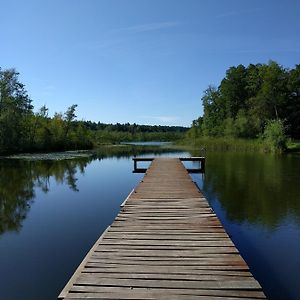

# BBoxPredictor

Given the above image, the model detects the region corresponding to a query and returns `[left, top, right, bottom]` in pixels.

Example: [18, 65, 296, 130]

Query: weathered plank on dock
[58, 158, 266, 299]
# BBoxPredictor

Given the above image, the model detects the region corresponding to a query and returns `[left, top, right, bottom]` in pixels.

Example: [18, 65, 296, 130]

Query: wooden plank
[68, 286, 266, 299]
[75, 276, 262, 289]
[85, 262, 250, 270]
[58, 158, 266, 299]
[81, 267, 252, 276]
[79, 272, 253, 281]
[94, 247, 238, 253]
[97, 240, 235, 246]
[65, 293, 263, 300]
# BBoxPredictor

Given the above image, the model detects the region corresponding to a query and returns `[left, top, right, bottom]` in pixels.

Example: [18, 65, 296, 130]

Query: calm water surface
[0, 147, 299, 300]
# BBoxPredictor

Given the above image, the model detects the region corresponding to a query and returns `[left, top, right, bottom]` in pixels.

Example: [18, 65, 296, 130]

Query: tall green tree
[201, 85, 224, 136]
[64, 104, 78, 140]
[248, 61, 288, 133]
[219, 64, 248, 119]
[287, 64, 300, 138]
[0, 68, 33, 153]
[190, 61, 300, 145]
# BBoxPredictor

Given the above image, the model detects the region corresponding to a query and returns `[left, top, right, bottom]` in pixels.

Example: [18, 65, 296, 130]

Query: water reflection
[196, 152, 300, 229]
[0, 145, 181, 235]
[2, 149, 300, 235]
[1, 146, 300, 300]
[95, 144, 181, 159]
[0, 158, 91, 234]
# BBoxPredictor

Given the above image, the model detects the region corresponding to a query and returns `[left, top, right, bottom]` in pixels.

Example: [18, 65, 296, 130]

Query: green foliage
[286, 140, 300, 152]
[0, 158, 91, 233]
[287, 64, 300, 137]
[234, 109, 251, 138]
[0, 68, 93, 154]
[81, 121, 187, 134]
[0, 68, 186, 155]
[201, 86, 224, 136]
[0, 68, 33, 152]
[94, 129, 183, 145]
[220, 64, 248, 118]
[223, 118, 236, 137]
[262, 119, 287, 153]
[180, 136, 263, 152]
[188, 61, 300, 151]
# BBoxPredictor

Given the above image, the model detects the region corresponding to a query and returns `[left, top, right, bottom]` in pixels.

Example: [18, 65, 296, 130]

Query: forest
[186, 61, 300, 152]
[0, 68, 187, 155]
[2, 62, 298, 155]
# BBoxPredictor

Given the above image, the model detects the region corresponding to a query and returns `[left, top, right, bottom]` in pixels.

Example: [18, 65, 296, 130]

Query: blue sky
[1, 0, 300, 126]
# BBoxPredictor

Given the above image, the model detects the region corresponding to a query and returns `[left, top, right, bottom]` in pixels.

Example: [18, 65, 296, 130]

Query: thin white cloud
[80, 21, 179, 52]
[113, 21, 179, 34]
[80, 22, 178, 51]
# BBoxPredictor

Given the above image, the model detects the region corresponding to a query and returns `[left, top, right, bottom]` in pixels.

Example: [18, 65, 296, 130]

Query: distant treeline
[0, 68, 187, 155]
[80, 121, 187, 145]
[187, 61, 300, 151]
[81, 121, 187, 133]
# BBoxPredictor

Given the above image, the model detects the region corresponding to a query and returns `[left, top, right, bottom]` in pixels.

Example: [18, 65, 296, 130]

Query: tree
[201, 85, 224, 136]
[189, 61, 299, 143]
[64, 104, 78, 140]
[247, 62, 288, 134]
[219, 65, 248, 119]
[0, 68, 33, 153]
[287, 64, 300, 138]
[263, 119, 287, 152]
[235, 109, 251, 138]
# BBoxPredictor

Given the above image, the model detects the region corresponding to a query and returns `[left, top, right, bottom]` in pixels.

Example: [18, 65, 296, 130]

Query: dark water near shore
[0, 146, 299, 300]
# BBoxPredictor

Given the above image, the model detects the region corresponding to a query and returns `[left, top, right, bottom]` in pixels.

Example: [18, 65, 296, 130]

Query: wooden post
[202, 157, 205, 173]
[134, 160, 137, 171]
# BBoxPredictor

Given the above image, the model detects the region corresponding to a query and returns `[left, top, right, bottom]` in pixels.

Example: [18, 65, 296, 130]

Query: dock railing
[133, 156, 205, 173]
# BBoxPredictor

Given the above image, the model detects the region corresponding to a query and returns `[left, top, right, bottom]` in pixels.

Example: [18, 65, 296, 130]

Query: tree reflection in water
[0, 145, 182, 235]
[0, 157, 92, 234]
[190, 151, 300, 229]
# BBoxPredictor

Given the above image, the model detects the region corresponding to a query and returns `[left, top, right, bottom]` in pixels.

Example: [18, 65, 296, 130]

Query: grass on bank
[287, 140, 300, 152]
[179, 120, 299, 153]
[177, 137, 264, 152]
[177, 137, 300, 153]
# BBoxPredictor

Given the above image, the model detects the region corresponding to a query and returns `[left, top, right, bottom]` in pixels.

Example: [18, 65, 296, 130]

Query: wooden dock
[58, 158, 266, 300]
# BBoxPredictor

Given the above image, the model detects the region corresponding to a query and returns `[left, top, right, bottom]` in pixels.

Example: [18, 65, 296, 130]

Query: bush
[263, 119, 287, 152]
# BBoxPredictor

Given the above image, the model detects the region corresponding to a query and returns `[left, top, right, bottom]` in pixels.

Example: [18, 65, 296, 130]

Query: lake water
[0, 146, 299, 300]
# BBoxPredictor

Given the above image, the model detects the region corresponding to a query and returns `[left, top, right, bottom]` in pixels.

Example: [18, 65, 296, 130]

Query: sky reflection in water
[0, 147, 299, 300]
